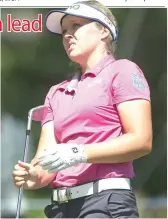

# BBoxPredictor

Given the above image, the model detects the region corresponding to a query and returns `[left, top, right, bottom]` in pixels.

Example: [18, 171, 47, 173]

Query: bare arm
[30, 121, 58, 189]
[84, 100, 152, 163]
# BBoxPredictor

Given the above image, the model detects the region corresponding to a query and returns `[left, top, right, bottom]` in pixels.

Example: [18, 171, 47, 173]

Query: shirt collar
[58, 55, 115, 93]
[57, 72, 81, 94]
[82, 55, 115, 78]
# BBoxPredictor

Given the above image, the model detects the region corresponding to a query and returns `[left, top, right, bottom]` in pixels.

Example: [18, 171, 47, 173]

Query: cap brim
[46, 10, 66, 34]
[46, 10, 99, 35]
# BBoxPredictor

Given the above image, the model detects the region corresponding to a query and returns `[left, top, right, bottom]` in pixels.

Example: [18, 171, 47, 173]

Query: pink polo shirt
[41, 55, 150, 188]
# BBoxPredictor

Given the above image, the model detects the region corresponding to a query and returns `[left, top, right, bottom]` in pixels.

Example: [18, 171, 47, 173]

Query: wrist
[76, 144, 88, 163]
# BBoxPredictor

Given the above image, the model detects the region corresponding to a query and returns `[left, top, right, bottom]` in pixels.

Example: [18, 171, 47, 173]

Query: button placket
[72, 77, 84, 100]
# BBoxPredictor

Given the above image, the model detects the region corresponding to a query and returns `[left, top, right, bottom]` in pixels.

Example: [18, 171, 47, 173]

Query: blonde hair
[77, 0, 118, 55]
[69, 0, 118, 74]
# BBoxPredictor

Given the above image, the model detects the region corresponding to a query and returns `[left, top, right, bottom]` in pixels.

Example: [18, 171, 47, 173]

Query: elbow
[141, 136, 153, 155]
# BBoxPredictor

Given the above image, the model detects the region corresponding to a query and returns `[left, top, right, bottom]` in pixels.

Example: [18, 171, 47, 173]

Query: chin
[68, 52, 82, 64]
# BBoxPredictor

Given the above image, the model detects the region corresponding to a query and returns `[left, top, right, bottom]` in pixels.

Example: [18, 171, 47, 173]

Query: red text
[7, 14, 42, 32]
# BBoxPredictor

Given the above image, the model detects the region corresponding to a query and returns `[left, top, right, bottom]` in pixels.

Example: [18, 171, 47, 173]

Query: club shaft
[16, 131, 30, 218]
[15, 106, 43, 218]
[16, 187, 23, 219]
[23, 130, 31, 162]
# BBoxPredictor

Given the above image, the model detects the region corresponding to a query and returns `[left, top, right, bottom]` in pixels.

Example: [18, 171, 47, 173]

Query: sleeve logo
[132, 72, 146, 90]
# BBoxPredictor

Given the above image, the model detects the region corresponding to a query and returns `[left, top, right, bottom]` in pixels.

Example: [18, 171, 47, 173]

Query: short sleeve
[112, 60, 151, 104]
[41, 86, 57, 126]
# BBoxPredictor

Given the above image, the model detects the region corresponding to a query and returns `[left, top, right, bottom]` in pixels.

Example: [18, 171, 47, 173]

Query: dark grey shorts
[44, 189, 139, 218]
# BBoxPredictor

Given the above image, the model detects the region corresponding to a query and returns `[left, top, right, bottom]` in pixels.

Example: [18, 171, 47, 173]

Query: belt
[52, 177, 131, 204]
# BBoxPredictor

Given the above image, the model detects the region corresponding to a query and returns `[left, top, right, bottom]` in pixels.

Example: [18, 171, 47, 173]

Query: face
[61, 15, 104, 63]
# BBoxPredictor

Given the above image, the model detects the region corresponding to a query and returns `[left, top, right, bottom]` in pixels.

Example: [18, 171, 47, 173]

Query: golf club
[16, 105, 47, 219]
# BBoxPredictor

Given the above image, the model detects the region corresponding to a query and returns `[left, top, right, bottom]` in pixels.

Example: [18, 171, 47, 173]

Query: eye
[61, 23, 81, 35]
[73, 23, 81, 28]
[61, 29, 67, 35]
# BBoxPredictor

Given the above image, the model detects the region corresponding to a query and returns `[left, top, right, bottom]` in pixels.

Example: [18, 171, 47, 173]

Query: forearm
[84, 133, 152, 163]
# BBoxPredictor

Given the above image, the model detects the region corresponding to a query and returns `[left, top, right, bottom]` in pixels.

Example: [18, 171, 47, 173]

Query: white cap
[45, 3, 118, 41]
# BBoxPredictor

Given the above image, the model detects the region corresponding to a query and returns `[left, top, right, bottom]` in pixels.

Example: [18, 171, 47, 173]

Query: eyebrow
[61, 17, 93, 33]
[61, 15, 79, 25]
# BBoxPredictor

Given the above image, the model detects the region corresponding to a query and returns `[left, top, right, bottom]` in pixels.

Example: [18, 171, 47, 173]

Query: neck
[78, 48, 109, 74]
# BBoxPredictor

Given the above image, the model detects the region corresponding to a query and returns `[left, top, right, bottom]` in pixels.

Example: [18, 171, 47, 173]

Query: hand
[13, 160, 38, 189]
[38, 144, 88, 173]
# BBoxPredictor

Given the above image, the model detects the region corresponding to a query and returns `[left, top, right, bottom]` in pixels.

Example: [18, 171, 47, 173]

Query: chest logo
[88, 77, 102, 87]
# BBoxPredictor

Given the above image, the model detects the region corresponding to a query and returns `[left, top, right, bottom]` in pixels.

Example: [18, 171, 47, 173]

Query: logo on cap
[104, 17, 113, 27]
[69, 4, 80, 10]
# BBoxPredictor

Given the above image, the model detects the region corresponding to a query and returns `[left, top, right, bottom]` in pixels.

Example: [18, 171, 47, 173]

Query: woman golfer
[13, 0, 152, 218]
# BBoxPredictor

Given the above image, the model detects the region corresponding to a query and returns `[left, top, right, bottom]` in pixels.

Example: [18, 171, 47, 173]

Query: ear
[100, 27, 110, 40]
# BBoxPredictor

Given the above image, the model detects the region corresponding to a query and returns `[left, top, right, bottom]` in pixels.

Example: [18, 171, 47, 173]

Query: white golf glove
[38, 144, 88, 173]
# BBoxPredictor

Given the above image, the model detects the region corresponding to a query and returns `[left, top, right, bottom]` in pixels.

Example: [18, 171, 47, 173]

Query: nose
[64, 33, 73, 40]
[63, 26, 75, 39]
[63, 30, 74, 40]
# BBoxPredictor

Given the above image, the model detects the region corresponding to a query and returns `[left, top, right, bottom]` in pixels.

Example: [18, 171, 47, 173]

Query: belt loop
[93, 180, 99, 194]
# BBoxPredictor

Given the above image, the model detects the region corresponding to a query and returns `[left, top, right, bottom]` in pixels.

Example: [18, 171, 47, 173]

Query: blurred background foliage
[1, 7, 167, 218]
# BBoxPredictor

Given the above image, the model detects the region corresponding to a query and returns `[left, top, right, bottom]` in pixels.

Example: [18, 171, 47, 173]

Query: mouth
[68, 43, 76, 51]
